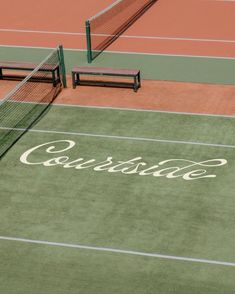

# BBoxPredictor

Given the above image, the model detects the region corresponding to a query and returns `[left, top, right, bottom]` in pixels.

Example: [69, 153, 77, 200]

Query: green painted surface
[0, 106, 235, 293]
[0, 46, 235, 84]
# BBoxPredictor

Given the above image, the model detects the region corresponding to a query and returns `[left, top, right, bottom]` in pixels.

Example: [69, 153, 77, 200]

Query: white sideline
[0, 126, 235, 149]
[0, 29, 235, 43]
[51, 104, 235, 119]
[3, 100, 235, 119]
[0, 236, 234, 267]
[1, 44, 235, 60]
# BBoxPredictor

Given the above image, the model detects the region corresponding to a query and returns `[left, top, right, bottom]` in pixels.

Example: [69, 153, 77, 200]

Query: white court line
[97, 49, 235, 60]
[1, 126, 235, 149]
[4, 100, 235, 119]
[0, 28, 235, 43]
[0, 28, 84, 36]
[0, 236, 234, 267]
[0, 44, 84, 52]
[1, 44, 235, 60]
[50, 103, 235, 119]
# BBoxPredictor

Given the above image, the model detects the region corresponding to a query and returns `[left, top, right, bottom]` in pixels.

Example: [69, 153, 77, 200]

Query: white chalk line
[0, 126, 235, 149]
[0, 28, 235, 43]
[1, 44, 235, 60]
[212, 0, 235, 2]
[4, 100, 235, 119]
[0, 236, 234, 267]
[53, 104, 235, 119]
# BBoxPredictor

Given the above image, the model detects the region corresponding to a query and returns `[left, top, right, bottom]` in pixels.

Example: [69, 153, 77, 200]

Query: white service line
[0, 28, 84, 36]
[50, 103, 235, 119]
[4, 100, 235, 119]
[0, 126, 235, 149]
[0, 28, 235, 43]
[0, 236, 234, 267]
[1, 44, 235, 60]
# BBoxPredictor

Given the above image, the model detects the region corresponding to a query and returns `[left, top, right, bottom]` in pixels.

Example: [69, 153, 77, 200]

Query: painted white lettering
[157, 159, 227, 180]
[107, 157, 143, 172]
[20, 140, 75, 165]
[20, 140, 228, 182]
[182, 169, 215, 180]
[121, 162, 147, 174]
[93, 157, 114, 171]
[138, 165, 159, 176]
[43, 156, 70, 167]
[63, 158, 85, 168]
[75, 159, 96, 169]
[153, 167, 181, 177]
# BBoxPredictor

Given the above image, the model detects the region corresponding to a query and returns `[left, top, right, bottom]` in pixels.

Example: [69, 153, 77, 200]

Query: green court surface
[1, 46, 235, 84]
[0, 105, 234, 294]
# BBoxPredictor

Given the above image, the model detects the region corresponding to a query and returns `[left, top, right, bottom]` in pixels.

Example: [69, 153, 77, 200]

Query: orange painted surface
[0, 0, 112, 31]
[1, 0, 235, 118]
[55, 76, 235, 116]
[0, 0, 110, 49]
[124, 0, 235, 40]
[108, 37, 235, 58]
[0, 0, 234, 57]
[0, 80, 19, 99]
[109, 0, 235, 57]
[1, 78, 235, 116]
[0, 31, 86, 49]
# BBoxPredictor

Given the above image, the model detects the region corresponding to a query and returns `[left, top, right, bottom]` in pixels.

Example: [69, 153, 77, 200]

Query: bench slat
[72, 66, 140, 76]
[72, 66, 141, 92]
[0, 61, 59, 71]
[0, 61, 61, 86]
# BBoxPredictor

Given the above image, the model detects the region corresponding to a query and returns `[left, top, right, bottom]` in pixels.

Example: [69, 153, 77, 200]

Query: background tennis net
[86, 0, 157, 63]
[0, 46, 66, 159]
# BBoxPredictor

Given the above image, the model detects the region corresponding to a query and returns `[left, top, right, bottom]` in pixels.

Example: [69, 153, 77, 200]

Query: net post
[58, 45, 67, 88]
[85, 20, 92, 63]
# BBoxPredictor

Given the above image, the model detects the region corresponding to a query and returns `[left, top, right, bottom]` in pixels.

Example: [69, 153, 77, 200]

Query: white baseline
[1, 126, 235, 149]
[5, 100, 235, 119]
[0, 28, 234, 43]
[0, 236, 234, 267]
[0, 44, 235, 60]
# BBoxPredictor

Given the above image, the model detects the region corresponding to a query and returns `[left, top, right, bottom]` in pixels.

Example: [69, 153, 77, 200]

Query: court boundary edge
[2, 100, 235, 119]
[1, 45, 235, 60]
[0, 236, 234, 267]
[1, 126, 235, 149]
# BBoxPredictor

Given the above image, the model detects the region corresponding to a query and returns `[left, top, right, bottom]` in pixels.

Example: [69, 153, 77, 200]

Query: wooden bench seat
[72, 66, 141, 92]
[0, 61, 61, 86]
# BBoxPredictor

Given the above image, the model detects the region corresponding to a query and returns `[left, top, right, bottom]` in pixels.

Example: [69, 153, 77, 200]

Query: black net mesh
[0, 47, 62, 158]
[87, 0, 157, 60]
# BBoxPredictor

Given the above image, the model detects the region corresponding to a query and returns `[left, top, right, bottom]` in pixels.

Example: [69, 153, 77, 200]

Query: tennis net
[0, 46, 66, 158]
[86, 0, 157, 62]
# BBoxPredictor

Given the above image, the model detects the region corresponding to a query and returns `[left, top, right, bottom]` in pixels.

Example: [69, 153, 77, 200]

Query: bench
[72, 66, 141, 92]
[0, 61, 61, 86]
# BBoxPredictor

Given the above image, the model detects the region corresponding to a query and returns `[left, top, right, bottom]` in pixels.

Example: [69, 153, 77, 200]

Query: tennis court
[0, 0, 235, 293]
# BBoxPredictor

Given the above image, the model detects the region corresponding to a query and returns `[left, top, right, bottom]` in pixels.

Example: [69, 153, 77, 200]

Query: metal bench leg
[52, 70, 56, 87]
[134, 75, 138, 92]
[72, 72, 76, 89]
[76, 73, 80, 85]
[56, 66, 61, 83]
[138, 72, 141, 88]
[0, 68, 2, 79]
